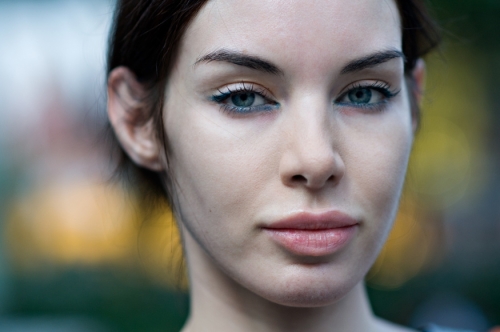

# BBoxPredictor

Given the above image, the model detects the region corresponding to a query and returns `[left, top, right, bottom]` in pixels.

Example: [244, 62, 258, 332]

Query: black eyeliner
[210, 83, 279, 115]
[334, 81, 400, 112]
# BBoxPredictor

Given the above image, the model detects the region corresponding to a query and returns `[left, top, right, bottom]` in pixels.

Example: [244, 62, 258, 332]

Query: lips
[262, 211, 359, 256]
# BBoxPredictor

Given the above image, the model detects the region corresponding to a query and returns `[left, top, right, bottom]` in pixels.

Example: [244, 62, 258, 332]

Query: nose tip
[280, 148, 344, 190]
[278, 99, 345, 191]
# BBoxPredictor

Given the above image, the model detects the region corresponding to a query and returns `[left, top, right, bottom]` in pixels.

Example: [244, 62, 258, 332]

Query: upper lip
[263, 210, 359, 230]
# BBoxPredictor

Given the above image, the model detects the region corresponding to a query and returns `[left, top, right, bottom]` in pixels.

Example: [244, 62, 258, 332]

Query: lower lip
[264, 226, 357, 256]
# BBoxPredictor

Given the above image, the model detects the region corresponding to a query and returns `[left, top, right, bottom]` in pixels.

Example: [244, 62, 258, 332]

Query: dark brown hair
[107, 0, 440, 205]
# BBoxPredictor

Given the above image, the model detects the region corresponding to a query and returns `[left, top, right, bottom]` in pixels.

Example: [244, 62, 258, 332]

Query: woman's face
[164, 0, 413, 306]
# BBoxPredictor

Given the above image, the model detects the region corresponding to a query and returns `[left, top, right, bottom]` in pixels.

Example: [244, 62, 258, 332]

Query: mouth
[262, 210, 359, 257]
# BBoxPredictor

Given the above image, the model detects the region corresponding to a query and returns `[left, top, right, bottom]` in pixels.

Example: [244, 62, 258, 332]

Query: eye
[211, 83, 279, 114]
[345, 87, 382, 104]
[229, 91, 263, 108]
[335, 81, 400, 111]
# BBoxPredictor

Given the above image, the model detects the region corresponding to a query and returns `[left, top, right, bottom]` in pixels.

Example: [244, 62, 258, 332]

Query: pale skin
[108, 0, 426, 331]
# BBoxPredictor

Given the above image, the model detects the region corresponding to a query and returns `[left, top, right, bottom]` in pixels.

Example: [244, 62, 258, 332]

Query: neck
[181, 231, 380, 332]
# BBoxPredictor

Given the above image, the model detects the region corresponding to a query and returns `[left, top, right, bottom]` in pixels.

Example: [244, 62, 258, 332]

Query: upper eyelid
[213, 82, 275, 100]
[213, 85, 279, 115]
[211, 81, 398, 105]
[338, 80, 392, 93]
[336, 81, 400, 100]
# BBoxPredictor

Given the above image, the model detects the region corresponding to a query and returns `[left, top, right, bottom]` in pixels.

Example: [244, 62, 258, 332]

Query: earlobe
[107, 67, 165, 171]
[411, 58, 426, 132]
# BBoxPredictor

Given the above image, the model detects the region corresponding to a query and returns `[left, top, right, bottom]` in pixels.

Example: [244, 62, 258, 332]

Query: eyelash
[210, 81, 400, 115]
[335, 81, 401, 112]
[210, 83, 279, 115]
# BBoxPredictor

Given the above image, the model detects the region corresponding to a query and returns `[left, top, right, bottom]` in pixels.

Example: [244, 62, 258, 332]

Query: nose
[279, 106, 345, 190]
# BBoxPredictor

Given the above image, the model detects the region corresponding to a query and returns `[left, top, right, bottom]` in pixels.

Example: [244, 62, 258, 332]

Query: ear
[411, 58, 426, 132]
[412, 58, 426, 104]
[107, 67, 165, 171]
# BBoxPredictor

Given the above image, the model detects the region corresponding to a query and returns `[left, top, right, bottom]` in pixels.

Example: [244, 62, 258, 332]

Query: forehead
[181, 0, 402, 73]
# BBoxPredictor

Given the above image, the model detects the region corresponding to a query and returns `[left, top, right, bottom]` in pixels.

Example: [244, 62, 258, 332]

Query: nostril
[290, 174, 336, 187]
[291, 174, 307, 182]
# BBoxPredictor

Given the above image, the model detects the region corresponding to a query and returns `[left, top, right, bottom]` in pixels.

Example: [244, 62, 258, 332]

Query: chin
[259, 282, 354, 308]
[245, 267, 361, 308]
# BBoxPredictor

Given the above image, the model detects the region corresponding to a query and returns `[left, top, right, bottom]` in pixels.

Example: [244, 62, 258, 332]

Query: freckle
[209, 209, 212, 213]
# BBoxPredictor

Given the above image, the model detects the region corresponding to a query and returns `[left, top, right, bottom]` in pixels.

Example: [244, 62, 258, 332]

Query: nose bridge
[280, 94, 344, 189]
[293, 105, 332, 158]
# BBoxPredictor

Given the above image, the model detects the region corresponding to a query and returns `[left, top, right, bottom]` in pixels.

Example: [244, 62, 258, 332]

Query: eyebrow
[340, 49, 405, 74]
[195, 48, 405, 76]
[195, 49, 284, 75]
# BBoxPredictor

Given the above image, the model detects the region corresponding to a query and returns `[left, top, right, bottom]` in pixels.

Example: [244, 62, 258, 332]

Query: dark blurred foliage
[433, 0, 500, 127]
[8, 268, 188, 332]
[433, 0, 500, 50]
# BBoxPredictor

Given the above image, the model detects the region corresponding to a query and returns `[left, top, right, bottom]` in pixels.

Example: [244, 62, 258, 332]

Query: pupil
[232, 92, 255, 107]
[349, 88, 371, 104]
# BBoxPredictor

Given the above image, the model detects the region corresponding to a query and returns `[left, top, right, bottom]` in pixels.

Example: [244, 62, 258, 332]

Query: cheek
[171, 126, 270, 202]
[344, 113, 413, 235]
[164, 103, 278, 245]
[353, 136, 410, 199]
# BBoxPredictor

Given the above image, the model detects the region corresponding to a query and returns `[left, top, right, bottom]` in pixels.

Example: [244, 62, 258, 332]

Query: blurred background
[0, 0, 498, 331]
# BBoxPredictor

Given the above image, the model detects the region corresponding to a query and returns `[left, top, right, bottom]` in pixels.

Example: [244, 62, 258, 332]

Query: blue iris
[348, 87, 372, 104]
[231, 92, 256, 107]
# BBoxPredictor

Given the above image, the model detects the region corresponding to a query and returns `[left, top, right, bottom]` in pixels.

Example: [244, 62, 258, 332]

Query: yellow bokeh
[136, 205, 188, 289]
[7, 181, 137, 268]
[6, 179, 187, 289]
[409, 47, 490, 207]
[366, 196, 441, 288]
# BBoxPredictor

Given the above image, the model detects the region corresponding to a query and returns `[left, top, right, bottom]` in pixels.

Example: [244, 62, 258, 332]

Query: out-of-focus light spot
[411, 49, 491, 207]
[136, 205, 188, 290]
[6, 181, 137, 268]
[367, 197, 440, 289]
[410, 115, 471, 206]
[5, 179, 188, 289]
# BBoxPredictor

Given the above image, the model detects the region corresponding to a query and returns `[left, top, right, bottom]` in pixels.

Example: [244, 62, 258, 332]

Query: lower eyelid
[220, 103, 279, 115]
[335, 99, 391, 113]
